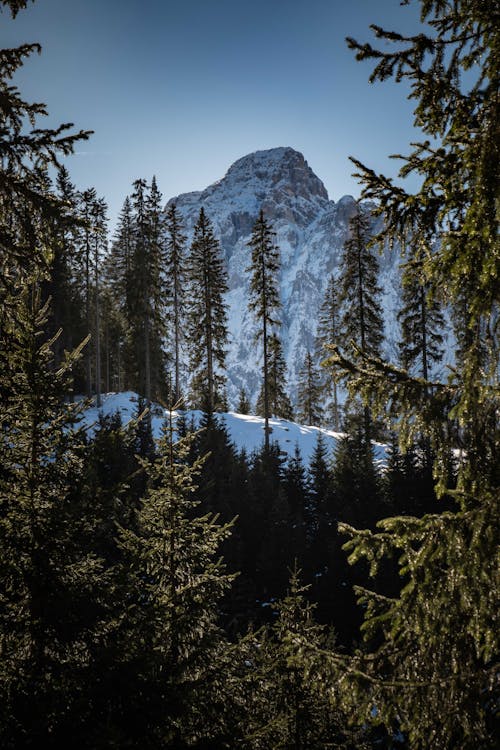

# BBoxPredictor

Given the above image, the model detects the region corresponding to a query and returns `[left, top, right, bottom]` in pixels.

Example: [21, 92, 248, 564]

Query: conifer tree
[186, 207, 228, 412]
[247, 209, 281, 449]
[104, 195, 134, 390]
[126, 177, 167, 401]
[307, 431, 332, 550]
[78, 187, 98, 397]
[320, 3, 499, 746]
[118, 407, 235, 746]
[46, 166, 84, 372]
[247, 566, 360, 749]
[316, 274, 342, 429]
[297, 350, 323, 426]
[237, 386, 251, 414]
[338, 207, 384, 439]
[339, 208, 383, 360]
[164, 203, 186, 404]
[255, 332, 293, 420]
[398, 258, 444, 379]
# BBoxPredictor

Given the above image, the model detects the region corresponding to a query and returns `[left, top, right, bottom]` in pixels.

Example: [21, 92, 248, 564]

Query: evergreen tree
[255, 332, 293, 420]
[78, 186, 98, 397]
[247, 209, 281, 450]
[118, 408, 235, 746]
[46, 166, 85, 375]
[246, 567, 364, 749]
[398, 257, 444, 379]
[104, 195, 134, 391]
[164, 202, 186, 404]
[297, 350, 323, 426]
[186, 207, 228, 412]
[339, 208, 383, 360]
[338, 206, 384, 439]
[307, 431, 332, 552]
[316, 274, 342, 429]
[237, 386, 251, 414]
[320, 3, 499, 746]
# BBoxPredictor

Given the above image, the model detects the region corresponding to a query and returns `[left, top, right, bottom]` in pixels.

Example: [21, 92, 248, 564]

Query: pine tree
[297, 350, 323, 426]
[186, 207, 228, 412]
[398, 258, 444, 379]
[319, 3, 499, 746]
[316, 274, 342, 429]
[164, 203, 186, 404]
[247, 209, 281, 450]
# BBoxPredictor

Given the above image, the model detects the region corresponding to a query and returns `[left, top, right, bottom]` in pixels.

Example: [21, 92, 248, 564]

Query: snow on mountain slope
[166, 147, 453, 408]
[81, 392, 387, 468]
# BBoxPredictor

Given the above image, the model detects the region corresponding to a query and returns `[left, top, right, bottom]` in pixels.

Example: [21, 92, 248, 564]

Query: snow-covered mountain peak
[165, 148, 454, 410]
[222, 146, 329, 206]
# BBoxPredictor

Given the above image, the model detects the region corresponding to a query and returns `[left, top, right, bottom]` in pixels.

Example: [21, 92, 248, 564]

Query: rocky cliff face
[166, 147, 445, 409]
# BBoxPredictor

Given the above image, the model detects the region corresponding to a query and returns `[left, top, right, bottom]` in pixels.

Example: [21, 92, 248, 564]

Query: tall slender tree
[398, 257, 444, 380]
[164, 203, 186, 404]
[339, 206, 384, 438]
[316, 274, 341, 429]
[247, 209, 282, 449]
[186, 207, 228, 412]
[297, 350, 323, 426]
[255, 332, 293, 420]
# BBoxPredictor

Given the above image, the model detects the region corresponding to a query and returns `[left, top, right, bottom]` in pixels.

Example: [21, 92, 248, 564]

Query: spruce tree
[164, 203, 186, 404]
[255, 332, 293, 420]
[118, 408, 235, 746]
[320, 3, 499, 746]
[186, 207, 228, 412]
[237, 386, 251, 414]
[104, 195, 134, 390]
[338, 206, 384, 439]
[316, 274, 342, 429]
[247, 209, 282, 450]
[297, 350, 323, 426]
[398, 258, 444, 379]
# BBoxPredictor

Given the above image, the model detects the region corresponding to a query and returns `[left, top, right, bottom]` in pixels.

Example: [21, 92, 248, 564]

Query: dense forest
[0, 0, 498, 748]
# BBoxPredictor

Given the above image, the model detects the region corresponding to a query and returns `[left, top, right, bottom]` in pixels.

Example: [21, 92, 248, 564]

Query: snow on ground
[80, 391, 387, 467]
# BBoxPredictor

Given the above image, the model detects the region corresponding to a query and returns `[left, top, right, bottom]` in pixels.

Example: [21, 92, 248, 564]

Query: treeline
[1, 1, 498, 749]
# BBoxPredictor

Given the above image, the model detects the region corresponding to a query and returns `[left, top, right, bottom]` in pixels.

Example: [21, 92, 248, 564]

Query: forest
[0, 0, 498, 748]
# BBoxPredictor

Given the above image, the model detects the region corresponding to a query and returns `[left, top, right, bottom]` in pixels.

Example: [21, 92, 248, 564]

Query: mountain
[166, 147, 451, 409]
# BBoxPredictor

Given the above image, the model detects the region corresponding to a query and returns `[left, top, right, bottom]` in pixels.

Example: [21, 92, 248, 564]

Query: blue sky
[3, 0, 425, 231]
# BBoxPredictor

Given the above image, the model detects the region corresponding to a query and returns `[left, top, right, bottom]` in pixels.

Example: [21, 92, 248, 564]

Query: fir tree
[186, 207, 228, 412]
[104, 195, 134, 390]
[118, 407, 235, 746]
[255, 332, 293, 420]
[164, 202, 186, 404]
[338, 206, 384, 439]
[237, 386, 251, 414]
[247, 209, 281, 450]
[316, 273, 342, 429]
[398, 257, 444, 379]
[339, 208, 383, 360]
[297, 350, 323, 426]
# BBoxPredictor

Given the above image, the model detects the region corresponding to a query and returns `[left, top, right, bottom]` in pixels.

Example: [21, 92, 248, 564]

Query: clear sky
[2, 0, 426, 231]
